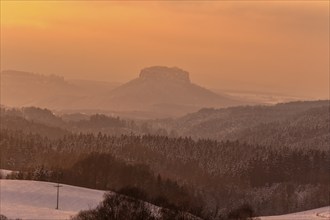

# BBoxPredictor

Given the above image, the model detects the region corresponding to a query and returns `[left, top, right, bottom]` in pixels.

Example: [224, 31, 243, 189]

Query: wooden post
[54, 182, 62, 210]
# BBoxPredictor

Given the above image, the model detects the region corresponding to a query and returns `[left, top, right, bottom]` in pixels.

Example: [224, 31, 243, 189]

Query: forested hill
[1, 100, 329, 150]
[160, 100, 329, 149]
[0, 106, 169, 138]
[1, 129, 329, 218]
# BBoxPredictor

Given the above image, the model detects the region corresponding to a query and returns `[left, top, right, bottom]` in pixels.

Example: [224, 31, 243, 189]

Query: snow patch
[261, 206, 330, 220]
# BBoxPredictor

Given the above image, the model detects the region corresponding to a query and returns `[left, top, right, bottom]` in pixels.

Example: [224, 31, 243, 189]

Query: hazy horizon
[1, 2, 330, 219]
[1, 1, 329, 99]
[0, 67, 325, 99]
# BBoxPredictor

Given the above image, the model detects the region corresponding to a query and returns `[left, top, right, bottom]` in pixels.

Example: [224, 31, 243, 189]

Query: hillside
[1, 68, 250, 118]
[1, 101, 328, 218]
[96, 66, 246, 117]
[0, 179, 201, 220]
[0, 70, 118, 110]
[0, 106, 139, 137]
[1, 180, 328, 220]
[161, 100, 329, 149]
[1, 129, 328, 218]
[0, 179, 105, 219]
[2, 101, 328, 147]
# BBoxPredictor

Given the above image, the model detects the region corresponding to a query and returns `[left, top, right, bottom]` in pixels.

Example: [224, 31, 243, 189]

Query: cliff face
[139, 66, 190, 84]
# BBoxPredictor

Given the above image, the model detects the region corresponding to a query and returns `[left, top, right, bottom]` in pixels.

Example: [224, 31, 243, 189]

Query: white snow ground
[0, 179, 105, 220]
[260, 206, 330, 220]
[0, 179, 328, 220]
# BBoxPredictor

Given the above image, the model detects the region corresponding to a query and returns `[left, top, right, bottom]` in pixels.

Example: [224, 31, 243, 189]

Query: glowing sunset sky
[1, 1, 329, 98]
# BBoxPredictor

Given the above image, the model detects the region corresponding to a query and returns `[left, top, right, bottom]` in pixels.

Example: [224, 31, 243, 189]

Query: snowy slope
[1, 179, 328, 220]
[261, 206, 330, 220]
[0, 179, 105, 220]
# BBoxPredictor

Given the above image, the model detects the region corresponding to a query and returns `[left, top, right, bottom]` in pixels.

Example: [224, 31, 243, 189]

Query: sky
[1, 1, 329, 98]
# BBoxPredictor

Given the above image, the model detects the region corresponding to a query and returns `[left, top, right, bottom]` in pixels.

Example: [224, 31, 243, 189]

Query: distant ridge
[1, 67, 249, 118]
[0, 70, 119, 110]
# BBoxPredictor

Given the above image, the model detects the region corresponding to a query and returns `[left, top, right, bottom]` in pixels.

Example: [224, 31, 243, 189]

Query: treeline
[0, 106, 173, 137]
[2, 101, 328, 151]
[64, 153, 203, 215]
[1, 129, 329, 218]
[72, 192, 203, 220]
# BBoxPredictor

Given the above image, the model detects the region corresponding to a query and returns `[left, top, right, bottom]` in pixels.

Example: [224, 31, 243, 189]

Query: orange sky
[1, 1, 329, 98]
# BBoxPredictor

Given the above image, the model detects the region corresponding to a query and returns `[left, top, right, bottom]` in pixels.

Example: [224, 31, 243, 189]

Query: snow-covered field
[0, 179, 329, 220]
[0, 179, 105, 219]
[261, 206, 330, 220]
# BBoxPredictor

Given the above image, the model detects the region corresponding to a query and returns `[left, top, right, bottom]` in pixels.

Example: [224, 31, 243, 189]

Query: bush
[227, 204, 256, 220]
[0, 215, 8, 220]
[72, 193, 155, 220]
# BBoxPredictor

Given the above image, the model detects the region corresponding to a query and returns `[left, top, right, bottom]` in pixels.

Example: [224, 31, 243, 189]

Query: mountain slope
[0, 70, 119, 110]
[166, 100, 329, 149]
[1, 68, 248, 118]
[96, 66, 246, 117]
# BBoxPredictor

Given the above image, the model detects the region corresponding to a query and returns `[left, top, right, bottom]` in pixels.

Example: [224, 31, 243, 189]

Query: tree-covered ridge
[0, 106, 170, 137]
[164, 100, 329, 149]
[1, 100, 328, 147]
[1, 129, 329, 218]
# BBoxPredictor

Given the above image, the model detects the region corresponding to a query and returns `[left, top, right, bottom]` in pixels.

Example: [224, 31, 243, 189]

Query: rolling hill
[1, 179, 328, 220]
[163, 100, 329, 149]
[0, 179, 201, 220]
[0, 70, 119, 111]
[0, 179, 105, 219]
